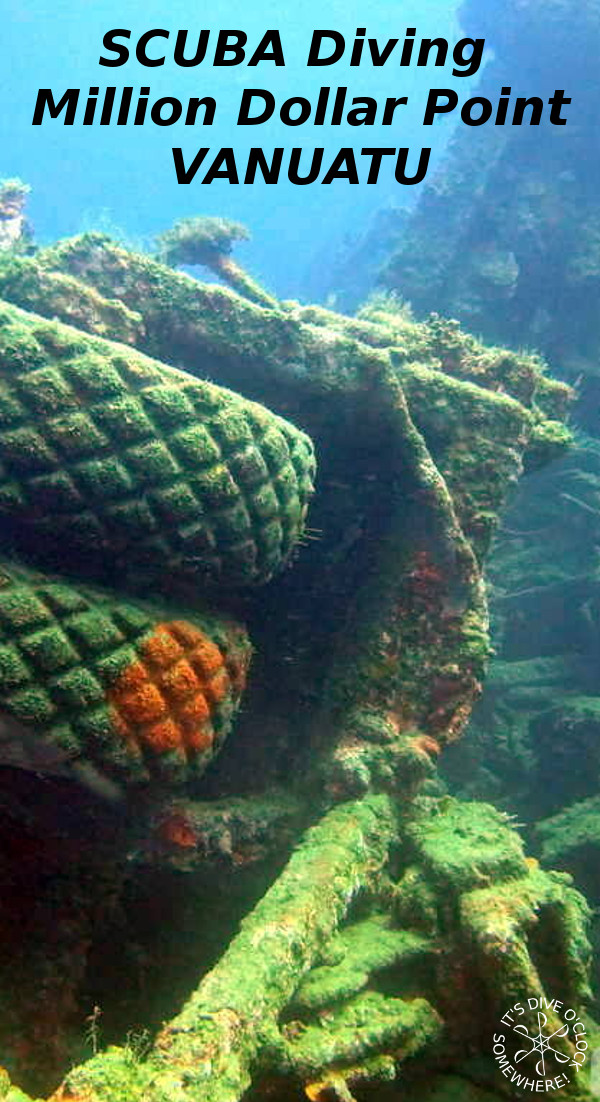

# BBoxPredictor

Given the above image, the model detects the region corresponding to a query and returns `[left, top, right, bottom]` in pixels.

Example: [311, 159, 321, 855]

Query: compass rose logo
[493, 998, 587, 1092]
[511, 1011, 570, 1077]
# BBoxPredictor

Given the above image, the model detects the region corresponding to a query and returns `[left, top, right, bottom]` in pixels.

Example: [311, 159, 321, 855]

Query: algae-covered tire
[0, 559, 251, 785]
[0, 302, 316, 586]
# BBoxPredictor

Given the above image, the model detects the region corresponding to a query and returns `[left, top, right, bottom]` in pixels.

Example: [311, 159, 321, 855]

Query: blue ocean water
[3, 0, 474, 298]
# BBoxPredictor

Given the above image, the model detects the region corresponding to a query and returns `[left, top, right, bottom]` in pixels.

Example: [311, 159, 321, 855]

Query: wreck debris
[0, 209, 591, 1101]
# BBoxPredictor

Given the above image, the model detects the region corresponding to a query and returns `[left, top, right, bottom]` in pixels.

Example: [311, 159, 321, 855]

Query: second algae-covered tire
[0, 301, 316, 586]
[0, 558, 251, 785]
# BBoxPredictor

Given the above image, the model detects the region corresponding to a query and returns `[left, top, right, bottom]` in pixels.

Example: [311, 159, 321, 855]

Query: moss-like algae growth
[0, 255, 144, 345]
[293, 916, 430, 1010]
[0, 238, 571, 413]
[0, 300, 315, 587]
[0, 224, 591, 1102]
[156, 216, 279, 310]
[54, 796, 398, 1102]
[405, 798, 529, 893]
[281, 991, 441, 1078]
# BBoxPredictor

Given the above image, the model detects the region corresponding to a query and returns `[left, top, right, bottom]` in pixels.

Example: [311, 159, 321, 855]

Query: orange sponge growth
[109, 620, 251, 773]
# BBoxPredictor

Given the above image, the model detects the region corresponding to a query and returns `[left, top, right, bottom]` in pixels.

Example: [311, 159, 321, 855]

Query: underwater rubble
[0, 195, 594, 1102]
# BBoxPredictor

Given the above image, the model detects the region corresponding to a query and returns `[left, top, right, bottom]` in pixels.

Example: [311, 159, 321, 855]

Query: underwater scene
[0, 0, 599, 1098]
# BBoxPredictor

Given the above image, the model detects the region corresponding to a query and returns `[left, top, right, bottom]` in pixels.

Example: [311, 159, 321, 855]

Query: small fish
[0, 712, 123, 802]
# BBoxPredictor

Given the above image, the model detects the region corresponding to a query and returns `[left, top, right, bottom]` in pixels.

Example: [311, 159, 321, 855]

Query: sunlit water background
[3, 0, 479, 298]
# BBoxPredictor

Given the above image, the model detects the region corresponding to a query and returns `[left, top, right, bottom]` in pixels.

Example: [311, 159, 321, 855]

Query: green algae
[56, 796, 398, 1102]
[0, 238, 568, 419]
[0, 243, 569, 572]
[156, 216, 278, 310]
[0, 221, 589, 1102]
[536, 795, 600, 905]
[0, 299, 315, 587]
[281, 991, 441, 1078]
[405, 798, 529, 893]
[0, 254, 144, 346]
[293, 916, 430, 1011]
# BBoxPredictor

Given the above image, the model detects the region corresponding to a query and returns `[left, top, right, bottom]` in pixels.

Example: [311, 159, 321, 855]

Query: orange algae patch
[112, 659, 148, 694]
[160, 659, 202, 697]
[191, 639, 224, 678]
[179, 694, 211, 725]
[158, 812, 198, 849]
[204, 667, 229, 705]
[184, 723, 214, 752]
[119, 681, 166, 725]
[141, 628, 184, 669]
[107, 620, 249, 765]
[143, 718, 182, 752]
[412, 733, 441, 758]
